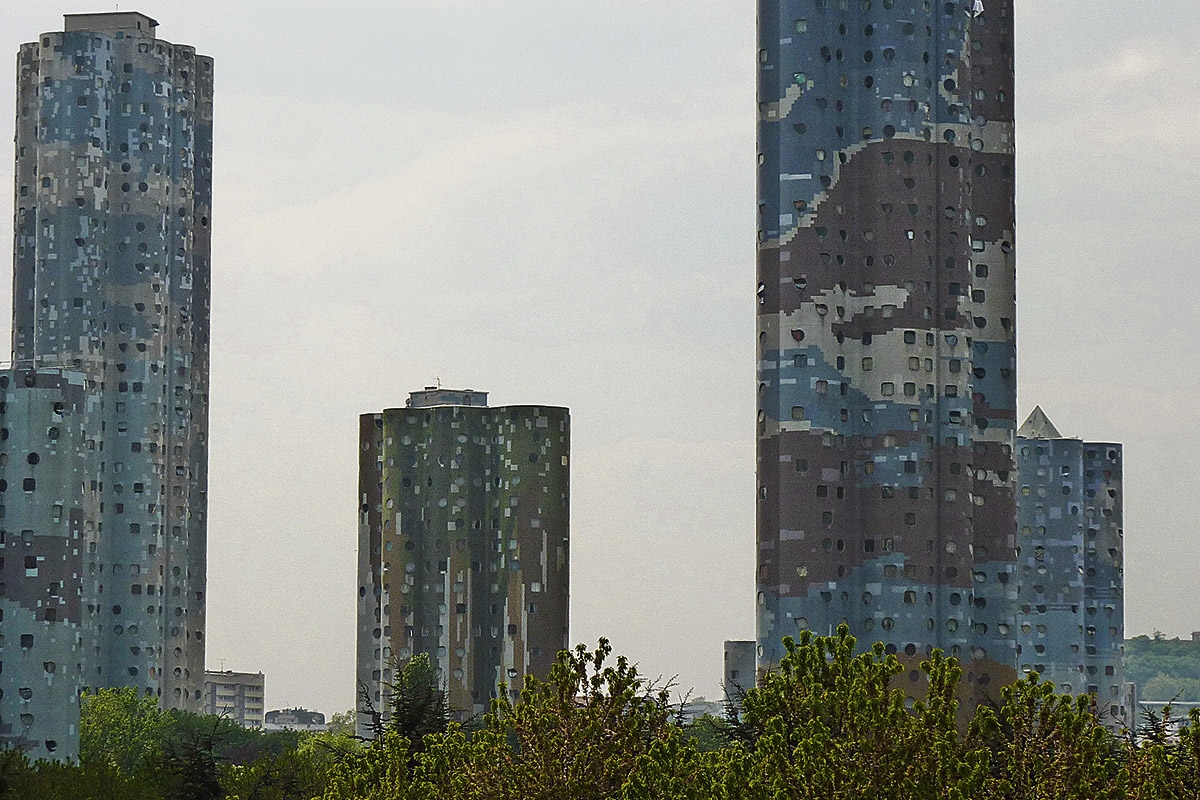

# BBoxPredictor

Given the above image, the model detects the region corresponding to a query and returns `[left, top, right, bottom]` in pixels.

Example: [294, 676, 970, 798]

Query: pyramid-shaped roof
[1018, 406, 1063, 440]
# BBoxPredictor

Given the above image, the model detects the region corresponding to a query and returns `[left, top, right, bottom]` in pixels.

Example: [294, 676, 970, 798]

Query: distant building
[203, 671, 265, 728]
[681, 697, 726, 722]
[264, 708, 326, 733]
[356, 389, 569, 735]
[723, 640, 756, 710]
[1016, 407, 1128, 727]
[1, 11, 213, 761]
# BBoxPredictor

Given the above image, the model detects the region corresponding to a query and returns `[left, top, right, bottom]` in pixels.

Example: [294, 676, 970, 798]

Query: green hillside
[1126, 635, 1200, 701]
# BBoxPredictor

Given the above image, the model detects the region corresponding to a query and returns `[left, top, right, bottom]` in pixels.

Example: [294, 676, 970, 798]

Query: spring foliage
[4, 628, 1200, 799]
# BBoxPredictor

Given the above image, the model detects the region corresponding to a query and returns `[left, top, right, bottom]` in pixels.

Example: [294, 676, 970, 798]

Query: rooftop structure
[406, 388, 488, 408]
[63, 12, 158, 36]
[264, 707, 327, 733]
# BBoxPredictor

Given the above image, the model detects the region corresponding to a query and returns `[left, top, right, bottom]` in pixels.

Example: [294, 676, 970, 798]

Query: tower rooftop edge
[406, 388, 489, 408]
[63, 12, 159, 37]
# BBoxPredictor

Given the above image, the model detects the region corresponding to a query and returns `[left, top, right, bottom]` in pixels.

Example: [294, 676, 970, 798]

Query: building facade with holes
[356, 389, 569, 735]
[1016, 407, 1130, 728]
[2, 12, 212, 759]
[755, 0, 1019, 702]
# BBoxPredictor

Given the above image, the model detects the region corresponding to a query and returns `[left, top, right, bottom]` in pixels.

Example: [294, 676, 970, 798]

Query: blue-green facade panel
[0, 368, 98, 760]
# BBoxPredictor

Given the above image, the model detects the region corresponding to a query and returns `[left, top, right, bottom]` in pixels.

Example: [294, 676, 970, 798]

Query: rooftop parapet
[406, 388, 488, 408]
[63, 12, 158, 37]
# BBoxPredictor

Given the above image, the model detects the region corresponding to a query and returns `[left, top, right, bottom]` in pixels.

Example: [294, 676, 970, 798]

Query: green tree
[682, 713, 733, 753]
[321, 730, 414, 800]
[385, 654, 449, 754]
[733, 625, 987, 799]
[326, 711, 356, 738]
[80, 688, 167, 775]
[972, 672, 1123, 800]
[1125, 635, 1200, 700]
[1140, 673, 1200, 702]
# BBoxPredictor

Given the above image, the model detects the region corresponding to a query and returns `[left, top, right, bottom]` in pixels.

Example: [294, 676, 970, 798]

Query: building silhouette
[755, 1, 1018, 699]
[356, 389, 569, 733]
[1, 12, 212, 758]
[1016, 407, 1130, 727]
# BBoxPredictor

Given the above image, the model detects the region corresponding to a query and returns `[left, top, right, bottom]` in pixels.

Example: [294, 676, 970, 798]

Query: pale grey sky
[3, 1, 1198, 716]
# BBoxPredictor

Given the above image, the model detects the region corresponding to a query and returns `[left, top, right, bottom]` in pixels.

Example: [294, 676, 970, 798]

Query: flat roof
[63, 12, 159, 35]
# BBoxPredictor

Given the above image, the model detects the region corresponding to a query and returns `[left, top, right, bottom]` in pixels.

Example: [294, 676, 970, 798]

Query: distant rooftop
[265, 708, 326, 725]
[1017, 406, 1063, 440]
[204, 670, 264, 679]
[406, 388, 488, 409]
[63, 12, 158, 38]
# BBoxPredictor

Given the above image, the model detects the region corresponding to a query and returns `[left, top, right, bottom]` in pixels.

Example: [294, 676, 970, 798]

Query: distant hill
[1126, 635, 1200, 702]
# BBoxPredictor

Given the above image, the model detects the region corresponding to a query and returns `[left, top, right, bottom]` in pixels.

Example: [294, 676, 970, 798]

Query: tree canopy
[4, 630, 1199, 798]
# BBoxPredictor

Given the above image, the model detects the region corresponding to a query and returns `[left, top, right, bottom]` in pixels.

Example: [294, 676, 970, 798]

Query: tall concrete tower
[1016, 408, 1129, 728]
[357, 389, 569, 735]
[755, 0, 1018, 701]
[2, 12, 212, 758]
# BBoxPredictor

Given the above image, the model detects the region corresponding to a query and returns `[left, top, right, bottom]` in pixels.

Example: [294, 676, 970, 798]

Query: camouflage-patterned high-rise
[756, 0, 1018, 702]
[3, 13, 212, 757]
[1016, 408, 1129, 728]
[356, 390, 569, 734]
[0, 367, 98, 759]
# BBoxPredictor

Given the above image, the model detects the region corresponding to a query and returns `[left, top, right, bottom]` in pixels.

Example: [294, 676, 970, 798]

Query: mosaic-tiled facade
[0, 368, 97, 759]
[1016, 407, 1128, 726]
[4, 12, 212, 758]
[756, 0, 1018, 700]
[357, 390, 569, 733]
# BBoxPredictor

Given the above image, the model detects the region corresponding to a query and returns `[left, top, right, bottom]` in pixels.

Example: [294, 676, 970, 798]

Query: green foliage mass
[5, 631, 1200, 798]
[1126, 636, 1200, 701]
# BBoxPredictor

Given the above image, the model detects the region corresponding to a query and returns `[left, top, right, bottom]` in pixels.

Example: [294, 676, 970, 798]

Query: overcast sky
[3, 1, 1199, 716]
